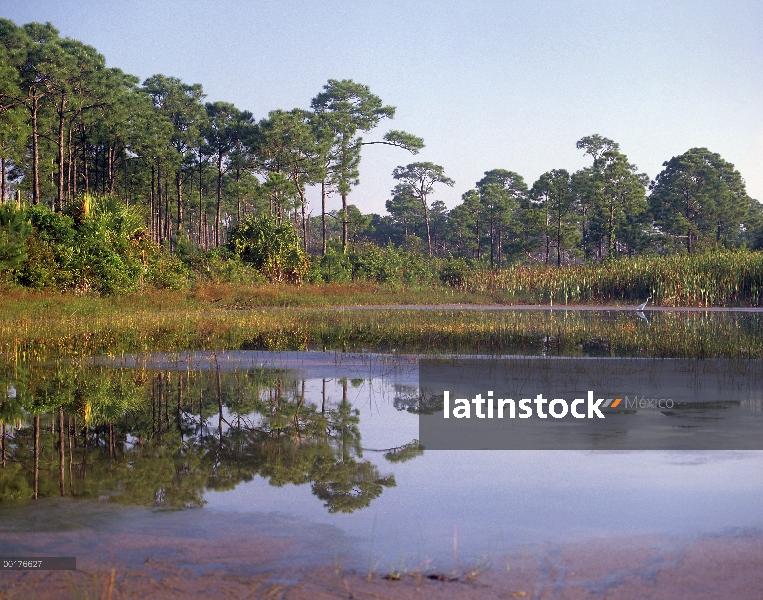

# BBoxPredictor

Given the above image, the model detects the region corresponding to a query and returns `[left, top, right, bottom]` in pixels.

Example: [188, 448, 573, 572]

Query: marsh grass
[2, 267, 763, 362]
[468, 250, 763, 307]
[1, 298, 762, 362]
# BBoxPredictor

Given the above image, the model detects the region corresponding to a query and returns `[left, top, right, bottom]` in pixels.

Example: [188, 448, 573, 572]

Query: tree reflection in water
[0, 362, 409, 513]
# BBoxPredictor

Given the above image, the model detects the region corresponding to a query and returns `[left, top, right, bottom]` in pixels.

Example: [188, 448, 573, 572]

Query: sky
[3, 0, 762, 216]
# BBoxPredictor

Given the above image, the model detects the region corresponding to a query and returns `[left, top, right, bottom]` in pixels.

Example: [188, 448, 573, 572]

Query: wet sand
[2, 529, 761, 599]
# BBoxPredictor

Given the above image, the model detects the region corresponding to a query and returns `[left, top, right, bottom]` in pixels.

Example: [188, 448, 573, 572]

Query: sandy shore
[2, 529, 761, 599]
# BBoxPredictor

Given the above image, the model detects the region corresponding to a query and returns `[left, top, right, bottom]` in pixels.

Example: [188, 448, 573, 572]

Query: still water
[1, 348, 762, 573]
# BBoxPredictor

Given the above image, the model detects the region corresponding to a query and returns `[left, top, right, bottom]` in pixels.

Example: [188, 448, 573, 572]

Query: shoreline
[329, 303, 763, 312]
[1, 527, 760, 599]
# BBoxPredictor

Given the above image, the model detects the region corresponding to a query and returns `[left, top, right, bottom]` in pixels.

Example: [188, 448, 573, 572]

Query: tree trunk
[33, 414, 40, 499]
[176, 169, 183, 236]
[498, 227, 503, 267]
[296, 182, 308, 252]
[108, 146, 115, 194]
[164, 172, 171, 246]
[342, 194, 348, 252]
[58, 407, 65, 496]
[150, 165, 155, 242]
[66, 126, 74, 205]
[581, 207, 588, 259]
[57, 94, 66, 211]
[422, 198, 432, 257]
[489, 217, 494, 268]
[203, 209, 208, 250]
[31, 96, 41, 204]
[94, 147, 99, 194]
[476, 218, 481, 260]
[198, 158, 204, 246]
[216, 154, 223, 247]
[157, 162, 163, 244]
[81, 126, 89, 195]
[321, 180, 327, 255]
[1, 157, 5, 204]
[236, 169, 241, 226]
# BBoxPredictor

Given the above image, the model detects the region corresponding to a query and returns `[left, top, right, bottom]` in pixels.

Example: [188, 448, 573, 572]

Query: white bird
[635, 311, 650, 324]
[636, 296, 651, 311]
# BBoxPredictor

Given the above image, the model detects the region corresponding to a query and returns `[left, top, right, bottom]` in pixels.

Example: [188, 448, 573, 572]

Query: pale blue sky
[4, 1, 762, 215]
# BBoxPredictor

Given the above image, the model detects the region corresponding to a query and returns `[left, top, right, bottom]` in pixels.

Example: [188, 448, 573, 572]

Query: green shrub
[350, 242, 402, 283]
[185, 247, 265, 284]
[0, 204, 31, 276]
[16, 237, 61, 289]
[147, 253, 190, 290]
[229, 215, 309, 283]
[26, 205, 76, 244]
[439, 257, 469, 288]
[318, 245, 352, 283]
[17, 198, 158, 294]
[399, 250, 438, 285]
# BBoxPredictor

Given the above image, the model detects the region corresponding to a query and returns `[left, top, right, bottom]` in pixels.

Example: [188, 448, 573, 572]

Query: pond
[1, 310, 762, 587]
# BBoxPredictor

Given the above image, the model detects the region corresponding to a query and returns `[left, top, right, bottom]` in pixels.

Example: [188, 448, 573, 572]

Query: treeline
[377, 140, 763, 263]
[0, 19, 423, 256]
[0, 18, 761, 274]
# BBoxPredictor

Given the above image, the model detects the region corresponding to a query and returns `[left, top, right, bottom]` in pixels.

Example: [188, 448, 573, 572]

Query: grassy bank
[1, 289, 761, 361]
[0, 282, 496, 316]
[4, 248, 763, 313]
[3, 247, 763, 361]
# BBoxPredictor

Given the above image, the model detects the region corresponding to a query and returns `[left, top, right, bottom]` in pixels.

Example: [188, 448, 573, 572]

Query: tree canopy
[0, 17, 761, 288]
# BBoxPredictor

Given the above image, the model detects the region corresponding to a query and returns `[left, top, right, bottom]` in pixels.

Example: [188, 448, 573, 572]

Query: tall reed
[467, 250, 763, 307]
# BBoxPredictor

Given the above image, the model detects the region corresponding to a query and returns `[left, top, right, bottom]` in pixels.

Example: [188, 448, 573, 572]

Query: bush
[15, 198, 159, 294]
[147, 253, 190, 290]
[439, 257, 469, 288]
[26, 205, 76, 245]
[229, 215, 309, 283]
[317, 245, 352, 283]
[181, 246, 265, 285]
[399, 250, 439, 285]
[0, 204, 31, 276]
[315, 242, 442, 285]
[350, 243, 402, 283]
[16, 237, 62, 289]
